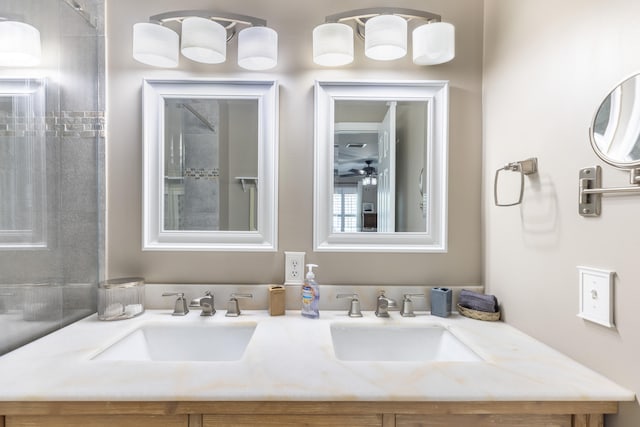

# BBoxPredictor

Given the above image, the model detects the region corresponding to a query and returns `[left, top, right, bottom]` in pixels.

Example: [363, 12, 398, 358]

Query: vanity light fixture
[0, 17, 42, 67]
[132, 10, 277, 70]
[312, 7, 454, 66]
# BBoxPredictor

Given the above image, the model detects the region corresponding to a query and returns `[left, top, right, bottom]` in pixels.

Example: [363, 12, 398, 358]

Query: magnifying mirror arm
[578, 166, 640, 217]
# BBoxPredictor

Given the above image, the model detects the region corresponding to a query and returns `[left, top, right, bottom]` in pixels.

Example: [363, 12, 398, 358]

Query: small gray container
[430, 287, 452, 318]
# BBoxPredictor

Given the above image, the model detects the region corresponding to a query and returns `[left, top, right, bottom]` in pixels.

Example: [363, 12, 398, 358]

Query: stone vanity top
[0, 310, 633, 402]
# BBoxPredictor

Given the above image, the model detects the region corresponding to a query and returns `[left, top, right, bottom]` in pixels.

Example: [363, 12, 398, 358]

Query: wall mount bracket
[579, 166, 640, 217]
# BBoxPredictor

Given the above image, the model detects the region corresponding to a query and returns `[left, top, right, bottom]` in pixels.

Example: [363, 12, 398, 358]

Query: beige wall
[483, 0, 640, 424]
[107, 0, 639, 421]
[106, 0, 484, 285]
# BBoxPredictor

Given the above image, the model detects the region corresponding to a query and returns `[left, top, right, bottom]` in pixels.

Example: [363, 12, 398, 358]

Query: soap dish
[457, 303, 501, 321]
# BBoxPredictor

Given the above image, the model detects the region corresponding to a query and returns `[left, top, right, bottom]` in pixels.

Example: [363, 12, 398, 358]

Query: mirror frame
[589, 73, 640, 169]
[314, 80, 449, 253]
[0, 78, 47, 249]
[142, 79, 278, 251]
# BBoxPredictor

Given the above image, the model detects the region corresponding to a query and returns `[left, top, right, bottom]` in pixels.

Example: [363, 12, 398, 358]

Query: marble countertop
[0, 309, 634, 402]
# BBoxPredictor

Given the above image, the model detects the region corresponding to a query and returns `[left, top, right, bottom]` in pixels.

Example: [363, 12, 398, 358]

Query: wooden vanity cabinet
[395, 414, 574, 427]
[0, 401, 614, 427]
[203, 414, 382, 426]
[3, 415, 187, 427]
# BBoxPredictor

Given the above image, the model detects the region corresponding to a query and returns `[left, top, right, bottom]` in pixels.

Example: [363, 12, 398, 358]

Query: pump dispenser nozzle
[306, 264, 318, 279]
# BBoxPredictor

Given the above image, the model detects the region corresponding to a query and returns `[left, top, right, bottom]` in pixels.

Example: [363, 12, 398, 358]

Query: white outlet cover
[577, 266, 614, 328]
[284, 251, 305, 285]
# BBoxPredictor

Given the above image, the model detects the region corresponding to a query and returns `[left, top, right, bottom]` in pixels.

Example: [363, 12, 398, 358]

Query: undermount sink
[330, 323, 481, 362]
[92, 322, 256, 362]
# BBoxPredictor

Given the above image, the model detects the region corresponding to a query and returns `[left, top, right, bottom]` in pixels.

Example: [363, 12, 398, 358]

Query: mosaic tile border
[0, 111, 105, 138]
[184, 168, 220, 181]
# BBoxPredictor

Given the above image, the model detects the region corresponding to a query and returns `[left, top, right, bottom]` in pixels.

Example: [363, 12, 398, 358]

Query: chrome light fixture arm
[149, 10, 267, 42]
[324, 7, 441, 39]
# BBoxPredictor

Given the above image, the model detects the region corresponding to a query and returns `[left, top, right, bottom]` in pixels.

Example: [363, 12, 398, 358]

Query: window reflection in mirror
[333, 100, 428, 233]
[163, 98, 258, 232]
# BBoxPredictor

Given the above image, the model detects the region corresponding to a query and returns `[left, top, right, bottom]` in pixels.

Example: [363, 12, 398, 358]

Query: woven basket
[456, 303, 501, 321]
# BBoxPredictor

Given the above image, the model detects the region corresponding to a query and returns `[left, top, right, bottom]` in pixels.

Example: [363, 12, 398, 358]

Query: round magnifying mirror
[590, 73, 640, 168]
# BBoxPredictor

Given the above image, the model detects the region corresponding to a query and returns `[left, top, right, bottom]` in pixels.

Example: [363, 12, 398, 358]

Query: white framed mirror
[142, 79, 278, 251]
[314, 80, 448, 252]
[0, 78, 47, 249]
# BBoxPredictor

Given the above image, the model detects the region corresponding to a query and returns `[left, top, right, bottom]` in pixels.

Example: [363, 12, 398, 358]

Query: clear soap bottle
[301, 264, 319, 318]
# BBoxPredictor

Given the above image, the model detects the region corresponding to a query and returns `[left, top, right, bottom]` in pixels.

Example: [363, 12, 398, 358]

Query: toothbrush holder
[430, 287, 452, 318]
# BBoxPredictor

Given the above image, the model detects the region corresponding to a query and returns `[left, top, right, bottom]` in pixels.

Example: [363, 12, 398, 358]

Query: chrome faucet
[189, 290, 215, 316]
[336, 293, 363, 317]
[225, 293, 253, 317]
[400, 293, 425, 317]
[375, 290, 397, 318]
[162, 292, 189, 316]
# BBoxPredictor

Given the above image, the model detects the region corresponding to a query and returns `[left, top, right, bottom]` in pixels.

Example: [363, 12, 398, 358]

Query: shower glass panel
[0, 0, 104, 356]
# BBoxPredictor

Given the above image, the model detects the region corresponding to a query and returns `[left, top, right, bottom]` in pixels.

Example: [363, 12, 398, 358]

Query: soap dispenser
[301, 264, 320, 318]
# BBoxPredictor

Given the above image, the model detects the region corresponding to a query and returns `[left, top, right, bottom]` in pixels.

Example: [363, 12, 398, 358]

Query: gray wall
[483, 0, 640, 424]
[0, 0, 104, 354]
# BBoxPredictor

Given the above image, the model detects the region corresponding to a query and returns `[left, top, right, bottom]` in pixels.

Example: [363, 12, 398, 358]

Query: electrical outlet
[284, 251, 305, 285]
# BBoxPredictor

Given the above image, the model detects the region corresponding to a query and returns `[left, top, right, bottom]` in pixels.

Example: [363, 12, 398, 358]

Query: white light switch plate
[577, 266, 614, 328]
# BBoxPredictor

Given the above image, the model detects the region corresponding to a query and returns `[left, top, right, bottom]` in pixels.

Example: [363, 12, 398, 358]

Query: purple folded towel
[458, 289, 498, 313]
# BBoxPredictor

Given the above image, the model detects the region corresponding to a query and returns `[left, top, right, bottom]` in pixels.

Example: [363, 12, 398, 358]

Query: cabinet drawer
[6, 415, 188, 427]
[396, 414, 571, 427]
[204, 414, 382, 427]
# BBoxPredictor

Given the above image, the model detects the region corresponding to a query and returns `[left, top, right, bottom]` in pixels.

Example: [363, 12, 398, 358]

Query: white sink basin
[330, 323, 481, 362]
[92, 322, 256, 362]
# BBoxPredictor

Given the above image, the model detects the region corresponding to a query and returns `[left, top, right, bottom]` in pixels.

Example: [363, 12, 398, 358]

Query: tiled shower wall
[0, 0, 104, 355]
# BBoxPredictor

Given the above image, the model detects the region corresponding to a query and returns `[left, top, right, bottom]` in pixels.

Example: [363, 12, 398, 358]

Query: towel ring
[494, 157, 538, 207]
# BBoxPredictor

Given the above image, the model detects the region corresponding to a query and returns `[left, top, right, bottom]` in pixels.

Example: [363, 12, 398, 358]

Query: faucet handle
[336, 294, 363, 318]
[162, 292, 189, 316]
[226, 293, 253, 317]
[400, 293, 425, 317]
[231, 293, 253, 299]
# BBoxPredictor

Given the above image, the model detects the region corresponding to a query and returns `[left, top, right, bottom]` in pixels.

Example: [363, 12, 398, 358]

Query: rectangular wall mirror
[0, 78, 46, 249]
[142, 80, 278, 251]
[314, 80, 448, 252]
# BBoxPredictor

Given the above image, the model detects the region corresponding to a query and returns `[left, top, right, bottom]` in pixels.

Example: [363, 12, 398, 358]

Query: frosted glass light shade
[237, 26, 278, 70]
[181, 17, 226, 64]
[0, 21, 41, 67]
[364, 15, 407, 61]
[133, 23, 178, 68]
[313, 23, 354, 66]
[413, 22, 455, 65]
